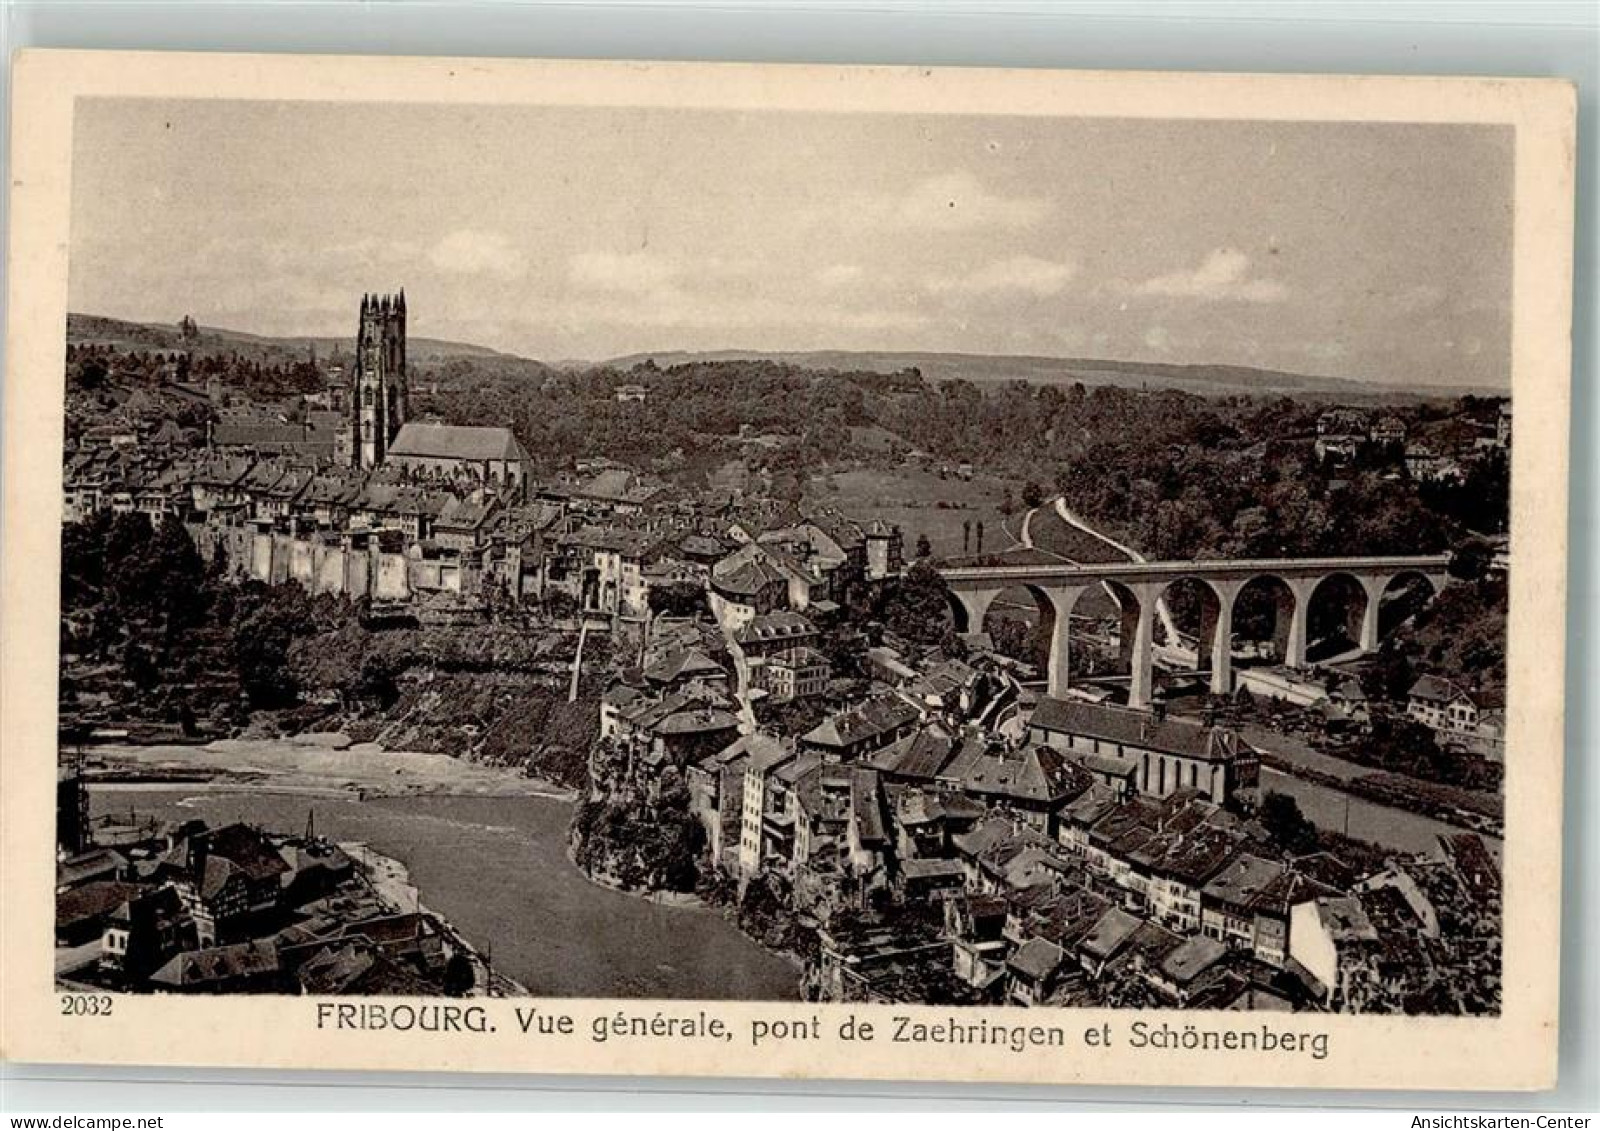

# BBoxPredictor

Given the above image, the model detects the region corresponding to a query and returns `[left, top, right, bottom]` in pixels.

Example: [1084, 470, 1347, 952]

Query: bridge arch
[933, 553, 1451, 713]
[1061, 578, 1162, 709]
[1149, 575, 1234, 692]
[980, 582, 1065, 677]
[1232, 572, 1315, 670]
[945, 587, 999, 636]
[1373, 568, 1448, 639]
[1304, 570, 1377, 661]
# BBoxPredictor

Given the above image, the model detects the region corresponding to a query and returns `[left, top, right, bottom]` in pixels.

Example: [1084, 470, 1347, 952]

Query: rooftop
[389, 422, 529, 463]
[1030, 697, 1246, 763]
[803, 691, 921, 750]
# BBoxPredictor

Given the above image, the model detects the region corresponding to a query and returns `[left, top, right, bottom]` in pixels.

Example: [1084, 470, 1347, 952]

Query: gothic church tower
[351, 291, 408, 469]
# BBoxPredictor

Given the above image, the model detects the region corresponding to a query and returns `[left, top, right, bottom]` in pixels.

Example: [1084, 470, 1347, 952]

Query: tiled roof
[850, 768, 887, 846]
[1199, 853, 1283, 910]
[1142, 822, 1245, 886]
[958, 746, 1094, 807]
[436, 496, 499, 530]
[151, 940, 279, 987]
[1008, 937, 1065, 981]
[655, 707, 741, 736]
[389, 422, 529, 463]
[734, 611, 816, 645]
[952, 815, 1016, 859]
[868, 726, 957, 780]
[901, 857, 965, 881]
[712, 543, 802, 597]
[213, 421, 312, 449]
[802, 691, 920, 750]
[1313, 895, 1380, 943]
[56, 880, 147, 928]
[1079, 906, 1142, 962]
[644, 648, 726, 685]
[1030, 697, 1245, 763]
[1407, 674, 1463, 703]
[197, 823, 292, 885]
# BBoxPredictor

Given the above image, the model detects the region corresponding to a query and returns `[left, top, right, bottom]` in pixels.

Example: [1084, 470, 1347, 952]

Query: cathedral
[348, 291, 409, 469]
[337, 290, 531, 492]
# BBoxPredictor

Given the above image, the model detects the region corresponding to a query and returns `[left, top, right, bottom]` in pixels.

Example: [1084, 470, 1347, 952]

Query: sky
[69, 99, 1513, 388]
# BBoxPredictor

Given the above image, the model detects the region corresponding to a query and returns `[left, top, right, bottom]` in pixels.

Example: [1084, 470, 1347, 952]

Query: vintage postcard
[0, 50, 1575, 1090]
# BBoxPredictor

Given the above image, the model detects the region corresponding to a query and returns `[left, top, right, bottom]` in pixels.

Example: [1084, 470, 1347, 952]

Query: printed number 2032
[61, 993, 113, 1016]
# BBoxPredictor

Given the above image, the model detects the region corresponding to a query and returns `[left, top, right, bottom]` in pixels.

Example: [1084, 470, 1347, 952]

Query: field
[803, 465, 1020, 561]
[1027, 504, 1137, 565]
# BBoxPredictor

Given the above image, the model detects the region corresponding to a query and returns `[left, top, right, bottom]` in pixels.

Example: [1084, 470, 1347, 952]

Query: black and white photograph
[1, 50, 1575, 1094]
[47, 92, 1520, 1016]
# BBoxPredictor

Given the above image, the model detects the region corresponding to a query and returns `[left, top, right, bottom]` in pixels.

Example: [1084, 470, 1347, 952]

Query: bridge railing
[936, 554, 1451, 582]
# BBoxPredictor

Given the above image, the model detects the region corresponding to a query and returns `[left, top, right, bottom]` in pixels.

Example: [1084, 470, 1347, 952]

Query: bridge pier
[1045, 585, 1088, 700]
[1283, 577, 1319, 669]
[1208, 579, 1244, 696]
[1118, 582, 1164, 711]
[950, 587, 1002, 636]
[938, 554, 1452, 714]
[1357, 574, 1387, 654]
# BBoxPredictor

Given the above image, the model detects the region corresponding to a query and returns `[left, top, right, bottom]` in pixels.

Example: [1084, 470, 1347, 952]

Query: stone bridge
[938, 555, 1452, 709]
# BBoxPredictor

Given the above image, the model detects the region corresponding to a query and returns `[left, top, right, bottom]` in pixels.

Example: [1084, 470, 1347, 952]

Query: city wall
[193, 524, 471, 602]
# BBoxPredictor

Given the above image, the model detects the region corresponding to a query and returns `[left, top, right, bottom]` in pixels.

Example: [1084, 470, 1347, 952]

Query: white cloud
[814, 263, 865, 288]
[568, 250, 760, 296]
[568, 250, 682, 294]
[926, 255, 1076, 297]
[899, 171, 1047, 229]
[884, 171, 1048, 232]
[1132, 248, 1287, 303]
[428, 229, 526, 279]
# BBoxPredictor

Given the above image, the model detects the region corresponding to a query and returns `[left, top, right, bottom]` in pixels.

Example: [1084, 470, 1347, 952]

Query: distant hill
[600, 348, 1488, 402]
[67, 314, 1494, 402]
[66, 313, 512, 367]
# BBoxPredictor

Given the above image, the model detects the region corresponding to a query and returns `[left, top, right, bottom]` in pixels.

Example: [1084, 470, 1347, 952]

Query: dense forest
[68, 341, 325, 402]
[422, 358, 1509, 560]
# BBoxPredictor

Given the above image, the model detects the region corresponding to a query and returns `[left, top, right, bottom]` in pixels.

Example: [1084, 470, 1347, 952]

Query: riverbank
[91, 787, 804, 1000]
[567, 840, 707, 910]
[566, 826, 811, 985]
[345, 838, 528, 997]
[82, 734, 580, 802]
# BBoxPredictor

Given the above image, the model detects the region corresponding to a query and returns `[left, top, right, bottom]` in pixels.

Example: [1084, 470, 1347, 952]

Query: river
[89, 787, 801, 1001]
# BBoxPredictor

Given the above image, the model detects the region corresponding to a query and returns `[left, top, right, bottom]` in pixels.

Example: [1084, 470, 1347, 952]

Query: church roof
[1029, 697, 1244, 763]
[388, 422, 529, 463]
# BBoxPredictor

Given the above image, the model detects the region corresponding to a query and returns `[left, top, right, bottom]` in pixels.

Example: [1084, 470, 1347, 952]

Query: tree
[442, 952, 476, 996]
[544, 590, 579, 619]
[1260, 791, 1319, 856]
[915, 532, 933, 560]
[1362, 646, 1416, 702]
[648, 581, 708, 619]
[230, 583, 317, 709]
[1021, 479, 1044, 509]
[1449, 539, 1493, 582]
[72, 356, 109, 392]
[875, 561, 956, 645]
